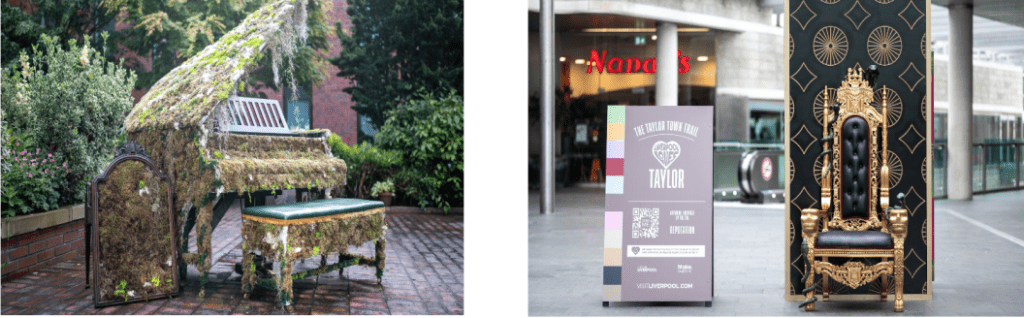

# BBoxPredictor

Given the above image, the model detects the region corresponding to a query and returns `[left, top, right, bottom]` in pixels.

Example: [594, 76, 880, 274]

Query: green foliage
[102, 0, 332, 90]
[114, 280, 128, 301]
[1, 131, 67, 217]
[329, 0, 463, 143]
[370, 179, 394, 198]
[375, 91, 463, 212]
[1, 34, 136, 207]
[328, 134, 402, 199]
[1, 0, 116, 67]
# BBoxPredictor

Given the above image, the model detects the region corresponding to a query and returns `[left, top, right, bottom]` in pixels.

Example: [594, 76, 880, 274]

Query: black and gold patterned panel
[787, 0, 930, 297]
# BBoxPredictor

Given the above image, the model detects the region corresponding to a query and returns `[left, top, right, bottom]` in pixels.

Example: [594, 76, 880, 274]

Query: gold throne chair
[800, 67, 909, 312]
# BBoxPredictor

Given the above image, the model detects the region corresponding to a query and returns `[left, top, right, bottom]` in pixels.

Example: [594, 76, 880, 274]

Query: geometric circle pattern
[922, 156, 928, 184]
[921, 95, 928, 119]
[789, 157, 796, 182]
[814, 87, 838, 126]
[814, 154, 827, 185]
[814, 26, 848, 66]
[886, 150, 903, 187]
[921, 35, 928, 58]
[871, 87, 903, 127]
[867, 26, 903, 66]
[790, 35, 795, 59]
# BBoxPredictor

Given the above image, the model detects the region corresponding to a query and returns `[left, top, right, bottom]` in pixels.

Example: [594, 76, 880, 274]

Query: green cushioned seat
[242, 198, 384, 220]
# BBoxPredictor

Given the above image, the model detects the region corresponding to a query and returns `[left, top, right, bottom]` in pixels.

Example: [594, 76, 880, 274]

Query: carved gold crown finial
[846, 67, 864, 85]
[836, 66, 874, 113]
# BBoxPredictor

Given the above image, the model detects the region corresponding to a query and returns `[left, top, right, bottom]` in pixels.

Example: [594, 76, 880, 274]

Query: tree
[100, 0, 332, 90]
[1, 0, 116, 67]
[329, 0, 463, 143]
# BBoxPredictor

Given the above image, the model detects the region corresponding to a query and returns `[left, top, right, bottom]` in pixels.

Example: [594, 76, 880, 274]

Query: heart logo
[651, 141, 681, 169]
[631, 246, 641, 255]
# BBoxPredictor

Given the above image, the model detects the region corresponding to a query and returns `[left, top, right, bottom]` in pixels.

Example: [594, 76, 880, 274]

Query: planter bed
[2, 204, 86, 282]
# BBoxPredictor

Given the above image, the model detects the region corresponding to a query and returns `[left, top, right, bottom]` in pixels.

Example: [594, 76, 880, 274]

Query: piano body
[119, 0, 346, 296]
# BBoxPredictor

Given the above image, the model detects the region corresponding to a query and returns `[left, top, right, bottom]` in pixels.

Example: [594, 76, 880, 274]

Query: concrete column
[656, 22, 678, 106]
[540, 0, 555, 213]
[947, 1, 973, 200]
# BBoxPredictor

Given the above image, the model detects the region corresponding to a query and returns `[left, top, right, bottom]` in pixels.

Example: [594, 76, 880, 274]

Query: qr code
[632, 208, 659, 239]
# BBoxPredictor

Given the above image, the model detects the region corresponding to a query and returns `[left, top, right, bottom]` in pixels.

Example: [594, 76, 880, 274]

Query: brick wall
[312, 0, 358, 146]
[1, 219, 86, 283]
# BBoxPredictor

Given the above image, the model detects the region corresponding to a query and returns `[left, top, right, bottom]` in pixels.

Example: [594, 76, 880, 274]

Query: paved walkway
[1, 201, 463, 315]
[529, 187, 1024, 316]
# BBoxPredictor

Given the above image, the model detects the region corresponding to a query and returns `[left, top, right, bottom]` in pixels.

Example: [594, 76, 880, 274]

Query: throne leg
[804, 260, 815, 311]
[880, 257, 888, 301]
[895, 254, 904, 312]
[821, 257, 829, 301]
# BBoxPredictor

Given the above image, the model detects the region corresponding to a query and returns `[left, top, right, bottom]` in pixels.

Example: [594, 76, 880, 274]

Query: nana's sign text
[586, 50, 691, 74]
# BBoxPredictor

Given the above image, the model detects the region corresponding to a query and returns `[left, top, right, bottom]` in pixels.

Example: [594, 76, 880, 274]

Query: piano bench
[239, 198, 386, 311]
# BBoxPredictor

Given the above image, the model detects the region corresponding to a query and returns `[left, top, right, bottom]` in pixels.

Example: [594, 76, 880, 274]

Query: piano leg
[179, 206, 197, 288]
[209, 193, 238, 231]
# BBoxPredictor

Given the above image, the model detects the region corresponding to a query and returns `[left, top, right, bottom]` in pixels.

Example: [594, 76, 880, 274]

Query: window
[283, 85, 312, 131]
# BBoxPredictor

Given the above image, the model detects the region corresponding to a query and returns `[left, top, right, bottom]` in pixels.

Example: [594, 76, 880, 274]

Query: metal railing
[932, 142, 1024, 198]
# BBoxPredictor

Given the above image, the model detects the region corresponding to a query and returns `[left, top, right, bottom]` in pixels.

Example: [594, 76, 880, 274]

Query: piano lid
[126, 0, 310, 132]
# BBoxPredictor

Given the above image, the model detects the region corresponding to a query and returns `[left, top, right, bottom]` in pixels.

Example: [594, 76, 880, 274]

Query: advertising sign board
[602, 105, 714, 304]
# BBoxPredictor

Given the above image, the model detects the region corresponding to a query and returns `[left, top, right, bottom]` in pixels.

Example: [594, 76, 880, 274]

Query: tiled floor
[1, 201, 464, 315]
[529, 187, 1024, 316]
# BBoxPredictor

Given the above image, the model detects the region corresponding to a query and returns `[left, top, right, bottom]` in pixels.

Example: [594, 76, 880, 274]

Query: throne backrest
[822, 67, 889, 231]
[840, 116, 871, 219]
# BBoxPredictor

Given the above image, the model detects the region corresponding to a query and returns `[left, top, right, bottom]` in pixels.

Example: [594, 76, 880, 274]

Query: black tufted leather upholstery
[816, 230, 893, 248]
[841, 116, 870, 219]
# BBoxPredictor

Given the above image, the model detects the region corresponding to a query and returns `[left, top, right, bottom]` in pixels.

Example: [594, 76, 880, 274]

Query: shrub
[328, 134, 402, 199]
[370, 179, 394, 198]
[0, 33, 136, 207]
[1, 131, 69, 217]
[375, 91, 463, 212]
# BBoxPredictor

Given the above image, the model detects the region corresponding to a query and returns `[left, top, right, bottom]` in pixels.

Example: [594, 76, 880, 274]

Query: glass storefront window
[749, 111, 783, 143]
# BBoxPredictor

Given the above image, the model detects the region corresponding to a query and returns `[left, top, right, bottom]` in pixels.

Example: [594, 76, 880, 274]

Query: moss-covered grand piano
[84, 0, 385, 309]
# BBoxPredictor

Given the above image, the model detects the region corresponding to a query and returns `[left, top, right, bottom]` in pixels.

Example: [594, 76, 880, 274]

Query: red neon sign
[585, 50, 691, 74]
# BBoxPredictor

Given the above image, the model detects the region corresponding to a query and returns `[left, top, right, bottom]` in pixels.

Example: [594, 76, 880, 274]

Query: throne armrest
[887, 208, 909, 241]
[800, 208, 825, 240]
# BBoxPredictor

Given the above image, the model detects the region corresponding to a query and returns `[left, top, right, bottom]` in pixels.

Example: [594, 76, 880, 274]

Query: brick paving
[1, 201, 463, 315]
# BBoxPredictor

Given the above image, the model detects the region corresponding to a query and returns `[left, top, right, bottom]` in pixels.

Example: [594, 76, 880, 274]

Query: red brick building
[251, 0, 360, 146]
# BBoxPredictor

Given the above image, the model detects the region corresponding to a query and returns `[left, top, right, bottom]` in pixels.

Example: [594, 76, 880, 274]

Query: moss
[95, 160, 176, 302]
[240, 210, 386, 301]
[243, 37, 264, 49]
[217, 82, 233, 100]
[124, 0, 307, 132]
[220, 33, 242, 47]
